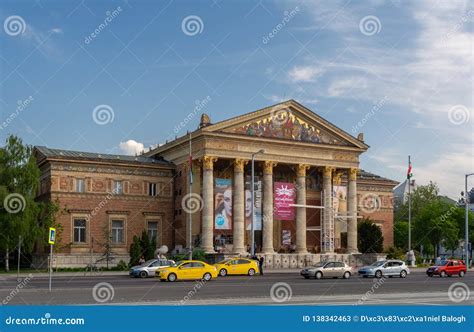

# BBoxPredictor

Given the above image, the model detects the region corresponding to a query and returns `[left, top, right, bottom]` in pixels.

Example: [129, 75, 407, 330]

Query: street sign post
[48, 227, 56, 292]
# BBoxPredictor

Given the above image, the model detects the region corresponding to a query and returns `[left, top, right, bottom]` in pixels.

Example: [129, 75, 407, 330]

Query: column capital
[202, 156, 217, 170]
[348, 168, 358, 181]
[234, 158, 248, 172]
[263, 161, 277, 174]
[333, 171, 344, 185]
[322, 166, 335, 178]
[296, 164, 310, 177]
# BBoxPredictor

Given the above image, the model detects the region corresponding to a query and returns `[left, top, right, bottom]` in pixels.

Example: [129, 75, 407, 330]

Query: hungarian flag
[407, 159, 413, 179]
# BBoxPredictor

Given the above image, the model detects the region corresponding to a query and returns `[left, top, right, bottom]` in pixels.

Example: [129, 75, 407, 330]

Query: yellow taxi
[156, 260, 218, 282]
[214, 258, 259, 276]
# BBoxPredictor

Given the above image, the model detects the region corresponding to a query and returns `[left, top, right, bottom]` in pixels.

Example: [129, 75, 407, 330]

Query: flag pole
[408, 155, 411, 253]
[188, 132, 193, 260]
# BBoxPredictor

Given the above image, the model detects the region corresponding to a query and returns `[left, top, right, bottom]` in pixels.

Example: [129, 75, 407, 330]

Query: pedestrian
[139, 255, 145, 265]
[258, 256, 264, 275]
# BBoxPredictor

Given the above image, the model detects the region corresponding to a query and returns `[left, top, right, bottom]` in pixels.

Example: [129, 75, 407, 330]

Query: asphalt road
[1, 271, 472, 305]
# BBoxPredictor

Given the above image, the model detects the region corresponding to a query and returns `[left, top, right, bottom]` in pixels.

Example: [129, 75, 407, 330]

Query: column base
[262, 249, 275, 254]
[202, 248, 216, 254]
[347, 249, 360, 254]
[296, 249, 308, 254]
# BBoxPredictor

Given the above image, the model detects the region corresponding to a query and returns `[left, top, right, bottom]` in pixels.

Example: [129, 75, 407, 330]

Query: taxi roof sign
[48, 227, 56, 245]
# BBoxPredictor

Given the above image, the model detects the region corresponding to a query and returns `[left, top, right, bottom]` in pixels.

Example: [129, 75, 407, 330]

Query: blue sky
[0, 0, 473, 198]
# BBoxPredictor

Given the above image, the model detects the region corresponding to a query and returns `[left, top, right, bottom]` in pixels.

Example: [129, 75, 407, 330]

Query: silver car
[300, 261, 353, 279]
[358, 260, 409, 278]
[129, 259, 175, 278]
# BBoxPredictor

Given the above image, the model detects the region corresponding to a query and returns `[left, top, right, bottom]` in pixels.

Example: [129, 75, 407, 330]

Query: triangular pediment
[202, 100, 368, 149]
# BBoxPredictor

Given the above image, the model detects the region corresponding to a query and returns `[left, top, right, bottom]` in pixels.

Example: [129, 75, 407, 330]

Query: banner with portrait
[274, 182, 295, 220]
[245, 176, 262, 230]
[214, 178, 232, 230]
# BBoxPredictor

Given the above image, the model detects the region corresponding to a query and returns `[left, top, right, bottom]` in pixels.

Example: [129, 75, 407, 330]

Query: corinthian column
[296, 164, 309, 254]
[322, 166, 335, 253]
[201, 156, 217, 253]
[347, 168, 359, 253]
[262, 161, 277, 253]
[233, 159, 247, 254]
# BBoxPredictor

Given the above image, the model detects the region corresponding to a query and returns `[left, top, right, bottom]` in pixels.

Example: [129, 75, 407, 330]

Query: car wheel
[139, 271, 148, 278]
[219, 269, 227, 277]
[248, 268, 255, 276]
[203, 272, 212, 281]
[167, 273, 177, 282]
[375, 270, 383, 279]
[400, 270, 407, 278]
[459, 271, 465, 278]
[315, 271, 323, 280]
[440, 271, 447, 278]
[343, 272, 351, 279]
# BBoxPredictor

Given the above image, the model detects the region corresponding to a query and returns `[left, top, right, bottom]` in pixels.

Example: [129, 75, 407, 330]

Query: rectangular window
[148, 183, 157, 196]
[113, 181, 123, 194]
[76, 179, 85, 193]
[147, 221, 158, 241]
[111, 220, 124, 244]
[73, 219, 87, 243]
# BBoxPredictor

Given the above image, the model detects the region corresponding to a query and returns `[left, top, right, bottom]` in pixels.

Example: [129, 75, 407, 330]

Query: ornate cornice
[349, 168, 358, 181]
[50, 163, 171, 177]
[263, 161, 277, 175]
[296, 164, 310, 177]
[234, 158, 248, 172]
[201, 156, 217, 170]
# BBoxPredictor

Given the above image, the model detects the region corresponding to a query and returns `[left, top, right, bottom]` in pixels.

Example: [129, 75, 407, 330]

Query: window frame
[113, 180, 123, 194]
[76, 178, 85, 193]
[73, 217, 87, 244]
[110, 218, 125, 245]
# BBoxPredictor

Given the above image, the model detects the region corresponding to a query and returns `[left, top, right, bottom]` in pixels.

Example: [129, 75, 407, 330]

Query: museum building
[34, 100, 398, 267]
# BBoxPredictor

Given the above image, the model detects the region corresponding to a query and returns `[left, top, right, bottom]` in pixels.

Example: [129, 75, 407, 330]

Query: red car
[426, 260, 467, 277]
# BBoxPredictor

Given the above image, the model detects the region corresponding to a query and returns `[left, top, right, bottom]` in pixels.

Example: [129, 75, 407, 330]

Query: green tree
[393, 220, 409, 250]
[412, 200, 459, 259]
[395, 182, 439, 223]
[358, 218, 384, 253]
[0, 135, 56, 271]
[129, 235, 141, 266]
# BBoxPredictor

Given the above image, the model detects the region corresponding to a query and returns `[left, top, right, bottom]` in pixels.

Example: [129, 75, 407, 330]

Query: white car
[129, 259, 175, 278]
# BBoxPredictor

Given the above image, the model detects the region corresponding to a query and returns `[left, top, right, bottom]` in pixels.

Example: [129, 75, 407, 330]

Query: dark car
[426, 260, 466, 278]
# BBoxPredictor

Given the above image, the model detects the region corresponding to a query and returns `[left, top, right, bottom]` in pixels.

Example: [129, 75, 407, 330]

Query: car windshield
[312, 262, 325, 268]
[435, 261, 448, 266]
[217, 259, 231, 264]
[142, 260, 155, 266]
[172, 261, 183, 267]
[370, 261, 385, 267]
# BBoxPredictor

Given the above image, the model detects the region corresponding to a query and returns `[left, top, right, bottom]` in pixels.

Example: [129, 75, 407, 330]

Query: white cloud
[288, 66, 324, 82]
[119, 140, 145, 155]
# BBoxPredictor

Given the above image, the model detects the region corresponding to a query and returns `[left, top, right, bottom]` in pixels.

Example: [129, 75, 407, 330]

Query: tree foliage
[358, 218, 384, 253]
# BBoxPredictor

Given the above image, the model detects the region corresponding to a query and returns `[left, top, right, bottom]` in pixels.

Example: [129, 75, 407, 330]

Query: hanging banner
[274, 182, 295, 220]
[245, 176, 262, 230]
[214, 178, 232, 230]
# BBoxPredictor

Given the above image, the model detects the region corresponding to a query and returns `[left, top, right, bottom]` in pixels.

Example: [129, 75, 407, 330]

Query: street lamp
[251, 149, 265, 256]
[464, 173, 474, 268]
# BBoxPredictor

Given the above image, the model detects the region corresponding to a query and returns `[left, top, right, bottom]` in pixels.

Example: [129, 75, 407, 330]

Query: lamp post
[465, 173, 474, 268]
[251, 149, 265, 256]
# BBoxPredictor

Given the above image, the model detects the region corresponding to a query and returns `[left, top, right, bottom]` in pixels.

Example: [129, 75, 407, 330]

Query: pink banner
[274, 182, 295, 220]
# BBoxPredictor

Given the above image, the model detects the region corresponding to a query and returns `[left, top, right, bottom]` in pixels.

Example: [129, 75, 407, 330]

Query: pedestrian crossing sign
[48, 227, 56, 245]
